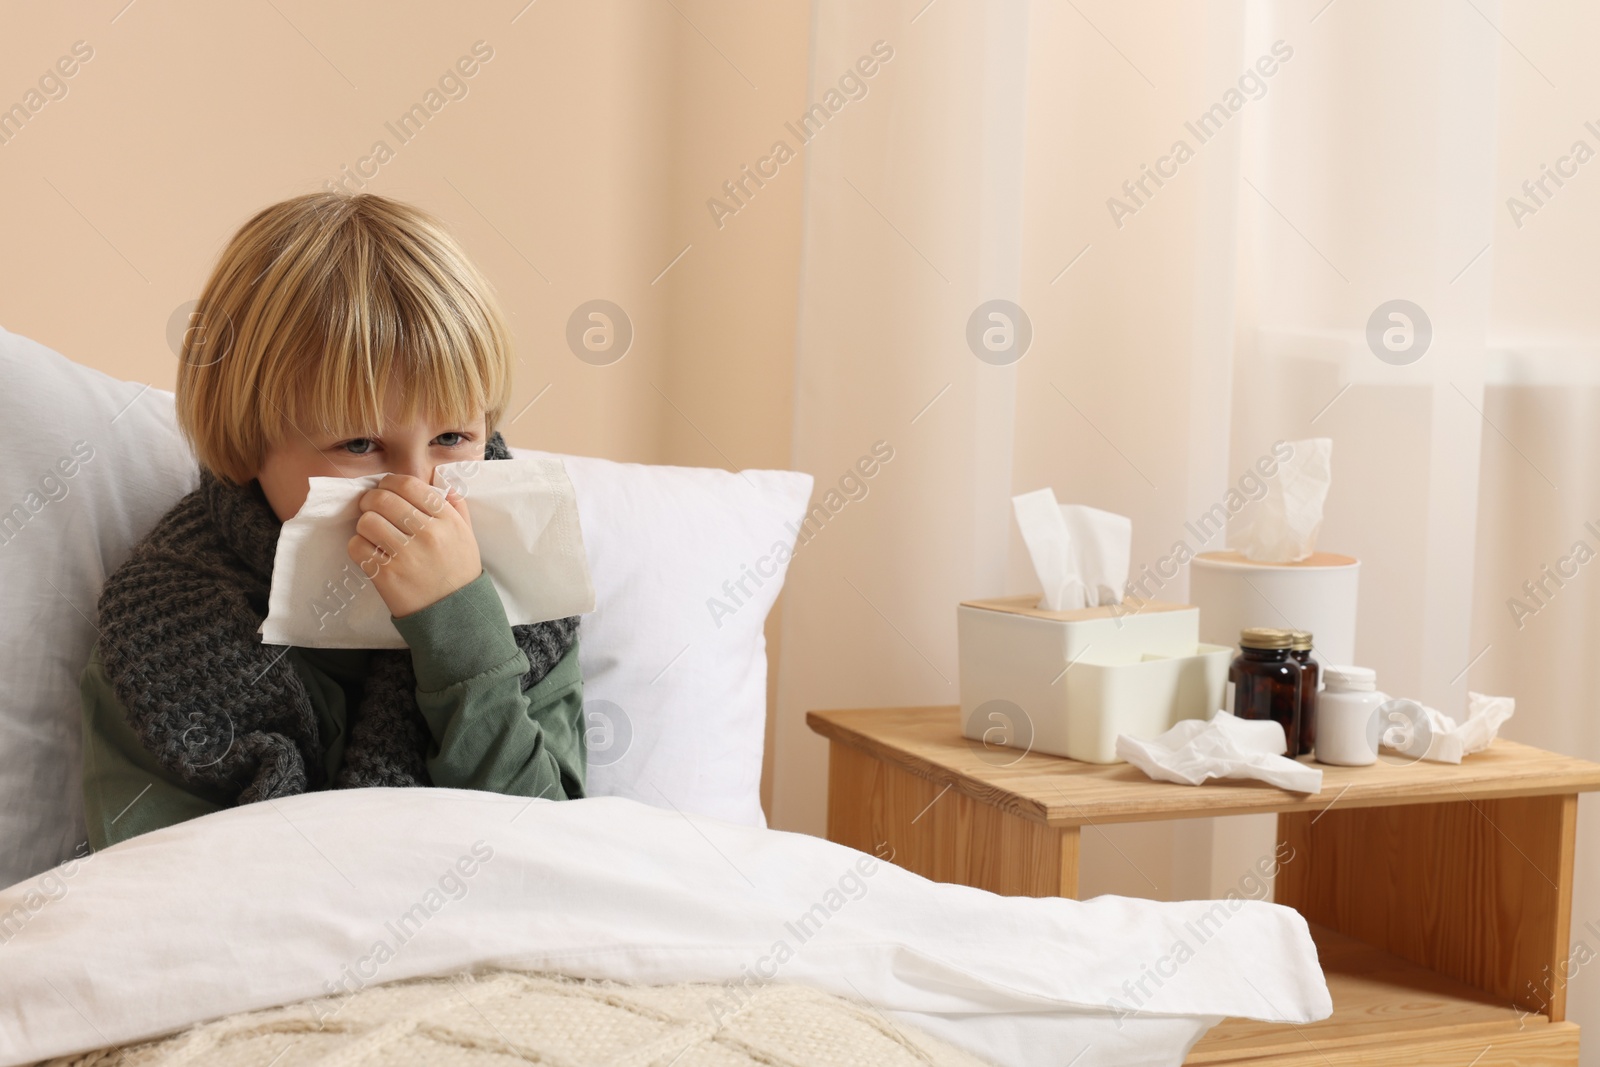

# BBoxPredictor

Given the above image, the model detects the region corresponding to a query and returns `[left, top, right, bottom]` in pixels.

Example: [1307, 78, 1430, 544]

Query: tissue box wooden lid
[957, 594, 1201, 664]
[958, 594, 1195, 621]
[1193, 549, 1357, 569]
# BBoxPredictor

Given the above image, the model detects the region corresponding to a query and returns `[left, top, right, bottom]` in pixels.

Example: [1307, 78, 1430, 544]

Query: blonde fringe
[175, 192, 513, 485]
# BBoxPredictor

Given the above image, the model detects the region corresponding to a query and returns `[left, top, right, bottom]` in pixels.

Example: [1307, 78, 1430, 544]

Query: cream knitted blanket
[39, 970, 993, 1067]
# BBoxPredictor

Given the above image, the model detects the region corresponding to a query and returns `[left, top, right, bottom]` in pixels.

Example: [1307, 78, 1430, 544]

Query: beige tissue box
[956, 595, 1231, 764]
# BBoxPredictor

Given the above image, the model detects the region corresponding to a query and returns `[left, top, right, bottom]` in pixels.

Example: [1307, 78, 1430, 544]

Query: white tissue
[1229, 437, 1333, 563]
[1378, 691, 1515, 764]
[260, 456, 595, 649]
[1012, 488, 1131, 610]
[1117, 713, 1324, 794]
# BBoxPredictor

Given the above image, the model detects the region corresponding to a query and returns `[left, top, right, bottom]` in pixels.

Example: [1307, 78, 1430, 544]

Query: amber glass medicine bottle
[1230, 627, 1304, 757]
[1288, 630, 1319, 756]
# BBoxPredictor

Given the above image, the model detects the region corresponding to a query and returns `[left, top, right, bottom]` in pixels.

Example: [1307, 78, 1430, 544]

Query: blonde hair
[175, 191, 513, 484]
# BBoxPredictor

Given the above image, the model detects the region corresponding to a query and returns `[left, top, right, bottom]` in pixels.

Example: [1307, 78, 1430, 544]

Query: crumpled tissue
[1117, 713, 1323, 794]
[1378, 691, 1515, 764]
[1012, 488, 1131, 610]
[260, 455, 595, 649]
[1229, 437, 1332, 563]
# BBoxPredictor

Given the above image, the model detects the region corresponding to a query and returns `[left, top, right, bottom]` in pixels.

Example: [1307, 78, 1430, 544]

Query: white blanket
[0, 790, 1330, 1066]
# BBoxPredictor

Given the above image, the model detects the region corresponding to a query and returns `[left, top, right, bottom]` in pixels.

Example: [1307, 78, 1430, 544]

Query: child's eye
[332, 432, 472, 455]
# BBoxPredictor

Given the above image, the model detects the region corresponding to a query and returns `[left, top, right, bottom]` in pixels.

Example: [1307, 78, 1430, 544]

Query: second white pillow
[515, 448, 813, 828]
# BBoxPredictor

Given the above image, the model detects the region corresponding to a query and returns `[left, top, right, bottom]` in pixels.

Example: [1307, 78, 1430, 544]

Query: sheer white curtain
[775, 0, 1600, 1048]
[774, 0, 1257, 895]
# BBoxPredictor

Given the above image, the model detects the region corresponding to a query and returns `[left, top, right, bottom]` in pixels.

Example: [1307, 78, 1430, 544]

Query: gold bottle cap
[1240, 627, 1294, 650]
[1288, 630, 1314, 651]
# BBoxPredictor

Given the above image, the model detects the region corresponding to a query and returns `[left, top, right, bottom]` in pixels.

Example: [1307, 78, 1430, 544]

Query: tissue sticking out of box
[1012, 489, 1131, 611]
[1228, 437, 1333, 563]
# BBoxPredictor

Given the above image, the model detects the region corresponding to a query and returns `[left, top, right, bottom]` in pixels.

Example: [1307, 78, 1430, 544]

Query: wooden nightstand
[807, 705, 1600, 1066]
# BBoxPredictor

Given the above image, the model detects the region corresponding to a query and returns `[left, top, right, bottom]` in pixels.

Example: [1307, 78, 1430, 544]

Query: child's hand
[347, 474, 483, 619]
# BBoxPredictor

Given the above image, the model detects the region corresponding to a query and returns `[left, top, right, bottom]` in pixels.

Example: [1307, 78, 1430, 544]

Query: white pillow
[514, 447, 812, 828]
[0, 327, 200, 887]
[0, 326, 811, 885]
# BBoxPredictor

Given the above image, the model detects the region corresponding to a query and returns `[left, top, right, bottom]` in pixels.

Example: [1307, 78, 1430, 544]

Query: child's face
[253, 382, 487, 522]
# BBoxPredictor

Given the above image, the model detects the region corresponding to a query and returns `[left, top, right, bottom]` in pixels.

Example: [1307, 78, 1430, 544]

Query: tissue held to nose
[1012, 489, 1132, 611]
[261, 456, 595, 649]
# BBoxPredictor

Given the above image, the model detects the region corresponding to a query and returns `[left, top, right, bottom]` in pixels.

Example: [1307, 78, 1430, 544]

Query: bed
[0, 327, 1331, 1066]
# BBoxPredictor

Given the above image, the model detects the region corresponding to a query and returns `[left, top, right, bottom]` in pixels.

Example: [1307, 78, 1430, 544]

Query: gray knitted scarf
[95, 430, 579, 803]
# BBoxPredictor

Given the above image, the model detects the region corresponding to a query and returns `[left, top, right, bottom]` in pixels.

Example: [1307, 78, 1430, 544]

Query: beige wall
[0, 0, 811, 816]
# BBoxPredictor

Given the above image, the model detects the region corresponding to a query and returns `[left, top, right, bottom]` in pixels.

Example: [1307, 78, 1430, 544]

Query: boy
[80, 192, 584, 850]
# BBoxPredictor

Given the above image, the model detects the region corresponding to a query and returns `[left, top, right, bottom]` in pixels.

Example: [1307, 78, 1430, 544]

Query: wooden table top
[807, 706, 1600, 828]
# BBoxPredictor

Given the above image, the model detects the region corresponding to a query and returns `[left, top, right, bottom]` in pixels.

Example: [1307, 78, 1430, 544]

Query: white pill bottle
[1315, 665, 1384, 766]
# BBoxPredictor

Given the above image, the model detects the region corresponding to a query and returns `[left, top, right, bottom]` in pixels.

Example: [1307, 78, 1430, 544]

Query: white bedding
[0, 790, 1331, 1066]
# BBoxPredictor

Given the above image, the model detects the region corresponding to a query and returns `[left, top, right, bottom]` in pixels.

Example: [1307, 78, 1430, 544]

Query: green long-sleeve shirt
[80, 569, 585, 850]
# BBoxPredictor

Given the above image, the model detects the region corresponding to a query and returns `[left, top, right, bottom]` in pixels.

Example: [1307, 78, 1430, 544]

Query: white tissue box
[956, 595, 1231, 764]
